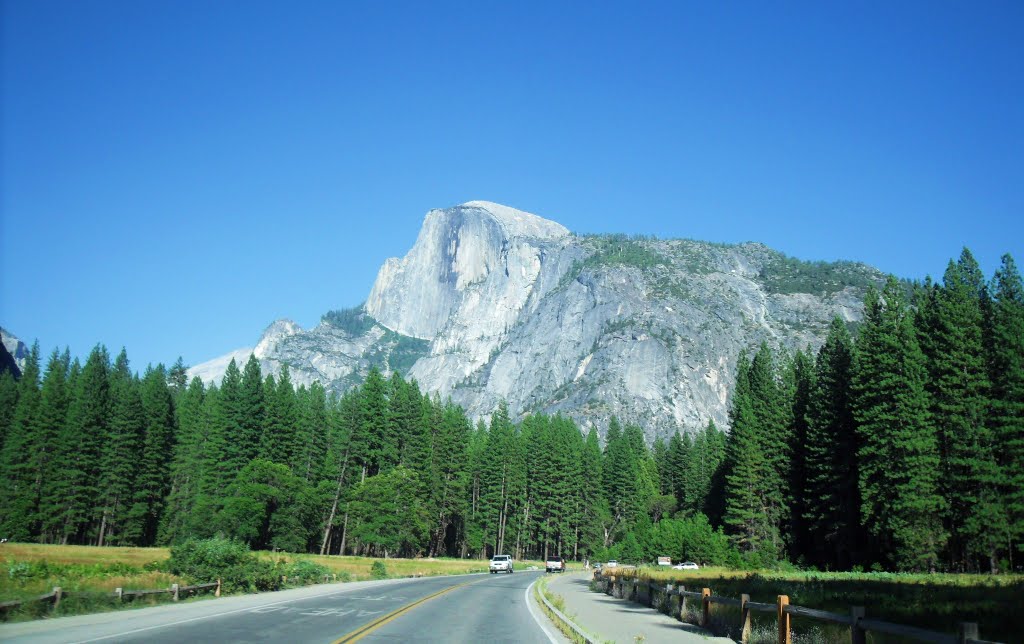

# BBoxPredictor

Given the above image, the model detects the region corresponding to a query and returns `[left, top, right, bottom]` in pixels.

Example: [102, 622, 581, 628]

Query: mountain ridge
[188, 201, 884, 439]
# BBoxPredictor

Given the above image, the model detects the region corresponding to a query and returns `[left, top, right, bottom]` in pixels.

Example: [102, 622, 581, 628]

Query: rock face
[0, 327, 29, 373]
[189, 201, 884, 440]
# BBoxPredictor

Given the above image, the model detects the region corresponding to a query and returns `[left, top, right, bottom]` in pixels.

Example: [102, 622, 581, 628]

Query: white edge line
[525, 577, 560, 644]
[71, 573, 489, 644]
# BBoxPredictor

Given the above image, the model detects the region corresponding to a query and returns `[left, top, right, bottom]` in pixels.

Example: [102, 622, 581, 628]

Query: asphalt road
[0, 570, 564, 644]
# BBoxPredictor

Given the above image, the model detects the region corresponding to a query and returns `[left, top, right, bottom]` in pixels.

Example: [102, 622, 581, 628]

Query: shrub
[167, 537, 279, 593]
[370, 561, 388, 579]
[284, 559, 330, 584]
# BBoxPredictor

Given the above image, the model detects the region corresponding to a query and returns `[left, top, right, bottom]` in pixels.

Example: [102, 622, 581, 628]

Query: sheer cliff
[189, 201, 883, 439]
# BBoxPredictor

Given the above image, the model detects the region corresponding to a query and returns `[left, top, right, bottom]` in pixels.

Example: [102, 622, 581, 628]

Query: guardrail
[593, 571, 1003, 644]
[0, 579, 222, 616]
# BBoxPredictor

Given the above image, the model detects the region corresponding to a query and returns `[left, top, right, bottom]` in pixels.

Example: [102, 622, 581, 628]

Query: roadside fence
[0, 579, 221, 617]
[593, 571, 1003, 644]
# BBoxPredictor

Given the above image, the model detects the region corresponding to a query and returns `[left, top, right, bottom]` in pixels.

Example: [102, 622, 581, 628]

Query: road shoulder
[546, 571, 733, 644]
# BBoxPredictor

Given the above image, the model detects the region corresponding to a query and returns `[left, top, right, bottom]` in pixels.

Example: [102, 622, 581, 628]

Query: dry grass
[0, 542, 170, 568]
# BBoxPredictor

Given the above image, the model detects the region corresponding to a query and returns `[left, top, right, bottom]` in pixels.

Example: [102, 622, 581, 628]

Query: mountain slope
[189, 201, 883, 439]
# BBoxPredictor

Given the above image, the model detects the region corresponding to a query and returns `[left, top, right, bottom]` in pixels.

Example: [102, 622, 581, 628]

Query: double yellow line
[331, 580, 474, 643]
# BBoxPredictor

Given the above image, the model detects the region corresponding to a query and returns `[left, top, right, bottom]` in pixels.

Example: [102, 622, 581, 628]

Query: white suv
[489, 554, 513, 574]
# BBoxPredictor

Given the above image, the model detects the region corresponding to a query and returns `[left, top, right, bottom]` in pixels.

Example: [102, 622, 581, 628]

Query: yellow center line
[330, 579, 476, 643]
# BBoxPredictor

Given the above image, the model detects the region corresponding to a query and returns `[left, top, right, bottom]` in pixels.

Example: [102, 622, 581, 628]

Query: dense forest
[0, 249, 1020, 574]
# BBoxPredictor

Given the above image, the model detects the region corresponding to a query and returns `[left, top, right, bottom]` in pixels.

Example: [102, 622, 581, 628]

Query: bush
[370, 561, 388, 579]
[284, 559, 330, 584]
[168, 537, 279, 593]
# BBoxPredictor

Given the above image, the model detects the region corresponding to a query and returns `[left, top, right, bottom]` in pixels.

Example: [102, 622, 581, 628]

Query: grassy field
[604, 566, 1024, 643]
[0, 542, 550, 622]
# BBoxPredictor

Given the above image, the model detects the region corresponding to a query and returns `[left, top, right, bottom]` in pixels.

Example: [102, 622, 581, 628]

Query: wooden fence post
[215, 578, 221, 597]
[679, 585, 687, 621]
[851, 606, 865, 644]
[664, 583, 672, 613]
[777, 595, 790, 644]
[740, 593, 751, 644]
[701, 587, 711, 627]
[958, 622, 979, 643]
[52, 587, 62, 610]
[115, 587, 123, 601]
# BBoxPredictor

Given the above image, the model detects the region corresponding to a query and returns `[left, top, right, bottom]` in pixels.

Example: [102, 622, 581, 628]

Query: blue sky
[2, 1, 1022, 369]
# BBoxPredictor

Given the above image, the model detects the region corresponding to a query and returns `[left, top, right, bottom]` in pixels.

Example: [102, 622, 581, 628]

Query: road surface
[0, 571, 564, 644]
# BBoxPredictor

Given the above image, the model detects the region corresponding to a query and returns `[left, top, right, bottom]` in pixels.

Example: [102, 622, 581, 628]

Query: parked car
[672, 561, 699, 570]
[489, 554, 514, 574]
[545, 556, 565, 573]
[605, 559, 618, 568]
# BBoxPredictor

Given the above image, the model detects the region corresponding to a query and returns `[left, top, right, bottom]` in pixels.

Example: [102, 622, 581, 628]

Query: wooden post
[851, 606, 865, 644]
[665, 583, 672, 613]
[777, 595, 790, 644]
[115, 587, 123, 601]
[958, 622, 979, 643]
[171, 583, 179, 601]
[679, 585, 687, 621]
[53, 587, 62, 610]
[215, 578, 221, 597]
[740, 593, 751, 644]
[701, 587, 711, 627]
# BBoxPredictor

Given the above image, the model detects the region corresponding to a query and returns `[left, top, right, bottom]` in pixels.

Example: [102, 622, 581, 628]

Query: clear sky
[2, 1, 1022, 370]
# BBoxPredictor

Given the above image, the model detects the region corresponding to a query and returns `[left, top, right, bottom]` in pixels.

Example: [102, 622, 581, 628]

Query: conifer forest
[0, 249, 1021, 574]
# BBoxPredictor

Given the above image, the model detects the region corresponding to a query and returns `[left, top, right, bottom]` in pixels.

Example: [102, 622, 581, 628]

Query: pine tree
[97, 350, 144, 546]
[785, 348, 815, 563]
[130, 364, 176, 545]
[0, 342, 41, 540]
[723, 345, 789, 558]
[360, 367, 395, 476]
[987, 254, 1024, 563]
[26, 349, 72, 539]
[853, 279, 946, 571]
[0, 370, 19, 453]
[159, 376, 206, 544]
[684, 420, 725, 518]
[922, 250, 1003, 571]
[46, 345, 110, 544]
[803, 317, 860, 570]
[239, 355, 265, 463]
[261, 366, 298, 466]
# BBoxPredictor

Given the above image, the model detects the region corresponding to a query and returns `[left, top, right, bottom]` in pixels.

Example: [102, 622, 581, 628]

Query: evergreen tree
[803, 317, 861, 570]
[922, 250, 1003, 571]
[0, 370, 19, 452]
[261, 366, 298, 466]
[159, 376, 206, 544]
[0, 342, 41, 540]
[97, 350, 144, 546]
[131, 364, 177, 545]
[239, 355, 265, 463]
[27, 349, 72, 539]
[45, 345, 110, 544]
[785, 348, 815, 562]
[853, 279, 946, 571]
[987, 254, 1024, 563]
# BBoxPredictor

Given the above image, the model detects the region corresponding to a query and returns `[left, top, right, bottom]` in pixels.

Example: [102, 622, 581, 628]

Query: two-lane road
[0, 570, 564, 643]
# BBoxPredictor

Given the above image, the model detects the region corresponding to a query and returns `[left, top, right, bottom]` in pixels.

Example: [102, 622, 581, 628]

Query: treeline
[1, 248, 1019, 574]
[0, 351, 732, 564]
[720, 251, 1023, 573]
